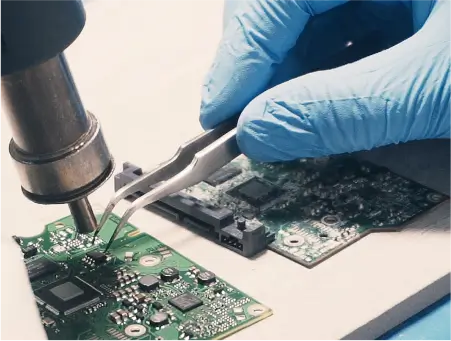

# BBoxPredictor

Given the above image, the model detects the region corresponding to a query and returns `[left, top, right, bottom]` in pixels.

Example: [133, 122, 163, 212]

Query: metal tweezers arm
[94, 116, 241, 250]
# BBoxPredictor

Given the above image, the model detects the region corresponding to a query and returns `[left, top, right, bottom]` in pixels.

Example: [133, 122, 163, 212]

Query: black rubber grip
[1, 0, 86, 76]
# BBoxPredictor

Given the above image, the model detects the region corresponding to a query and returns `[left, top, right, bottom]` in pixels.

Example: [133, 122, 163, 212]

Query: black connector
[114, 163, 274, 257]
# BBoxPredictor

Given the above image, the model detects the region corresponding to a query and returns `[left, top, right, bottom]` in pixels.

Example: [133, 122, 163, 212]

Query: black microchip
[152, 301, 164, 310]
[85, 251, 107, 264]
[227, 177, 284, 207]
[204, 165, 242, 187]
[26, 257, 59, 281]
[22, 245, 38, 258]
[138, 275, 160, 292]
[34, 277, 101, 316]
[169, 293, 203, 313]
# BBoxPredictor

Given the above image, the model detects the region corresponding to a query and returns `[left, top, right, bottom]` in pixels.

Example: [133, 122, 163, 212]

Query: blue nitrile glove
[200, 0, 450, 162]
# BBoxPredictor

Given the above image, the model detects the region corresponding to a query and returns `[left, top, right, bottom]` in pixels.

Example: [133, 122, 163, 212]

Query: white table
[1, 1, 449, 339]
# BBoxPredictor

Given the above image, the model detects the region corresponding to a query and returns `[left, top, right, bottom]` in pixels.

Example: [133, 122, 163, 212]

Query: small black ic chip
[34, 277, 101, 316]
[138, 275, 160, 292]
[169, 293, 203, 313]
[227, 177, 284, 207]
[204, 165, 242, 187]
[22, 245, 38, 258]
[85, 251, 107, 265]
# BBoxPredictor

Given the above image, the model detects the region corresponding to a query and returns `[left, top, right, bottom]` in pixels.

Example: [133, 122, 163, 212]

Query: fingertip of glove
[236, 121, 278, 162]
[199, 107, 213, 131]
[236, 97, 295, 162]
[200, 81, 228, 130]
[236, 92, 333, 162]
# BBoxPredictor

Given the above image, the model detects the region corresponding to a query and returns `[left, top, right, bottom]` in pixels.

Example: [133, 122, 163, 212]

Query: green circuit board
[182, 155, 448, 267]
[16, 215, 271, 340]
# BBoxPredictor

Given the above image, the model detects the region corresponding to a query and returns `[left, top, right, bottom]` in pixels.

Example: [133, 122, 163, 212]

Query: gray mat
[357, 139, 450, 195]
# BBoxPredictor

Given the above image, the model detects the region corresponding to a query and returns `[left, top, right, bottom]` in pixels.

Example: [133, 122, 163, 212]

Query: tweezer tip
[104, 241, 112, 252]
[91, 229, 99, 243]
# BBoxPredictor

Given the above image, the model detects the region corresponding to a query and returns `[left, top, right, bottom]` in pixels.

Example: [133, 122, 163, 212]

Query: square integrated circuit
[169, 293, 203, 313]
[34, 276, 101, 316]
[227, 177, 284, 207]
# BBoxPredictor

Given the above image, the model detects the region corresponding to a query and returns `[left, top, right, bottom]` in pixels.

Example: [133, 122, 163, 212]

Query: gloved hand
[200, 0, 450, 162]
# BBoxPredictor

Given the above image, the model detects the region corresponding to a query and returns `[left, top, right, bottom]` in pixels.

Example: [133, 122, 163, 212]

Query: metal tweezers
[93, 117, 240, 252]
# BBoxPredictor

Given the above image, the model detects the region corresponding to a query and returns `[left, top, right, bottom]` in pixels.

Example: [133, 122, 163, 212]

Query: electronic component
[196, 271, 216, 285]
[22, 245, 38, 258]
[42, 317, 55, 327]
[109, 312, 121, 324]
[152, 301, 164, 310]
[117, 309, 128, 319]
[169, 293, 203, 313]
[52, 245, 66, 253]
[204, 165, 242, 187]
[135, 293, 146, 303]
[122, 298, 134, 307]
[236, 217, 246, 231]
[124, 252, 134, 262]
[84, 251, 107, 265]
[138, 275, 160, 292]
[34, 277, 101, 316]
[160, 267, 179, 282]
[115, 165, 274, 258]
[17, 213, 271, 340]
[136, 310, 147, 320]
[149, 312, 169, 327]
[26, 257, 59, 282]
[115, 156, 448, 268]
[13, 235, 22, 246]
[228, 177, 284, 207]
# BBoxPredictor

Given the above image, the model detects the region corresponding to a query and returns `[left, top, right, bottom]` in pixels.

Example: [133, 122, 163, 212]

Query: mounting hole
[427, 193, 444, 203]
[321, 215, 340, 226]
[139, 255, 161, 267]
[125, 324, 147, 337]
[319, 233, 329, 238]
[283, 235, 305, 247]
[247, 304, 269, 317]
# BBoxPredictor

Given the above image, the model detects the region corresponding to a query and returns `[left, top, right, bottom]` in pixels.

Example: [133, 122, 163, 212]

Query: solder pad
[181, 155, 448, 268]
[16, 215, 272, 340]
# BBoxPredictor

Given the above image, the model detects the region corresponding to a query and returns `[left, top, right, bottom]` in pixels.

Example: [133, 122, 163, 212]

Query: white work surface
[1, 1, 450, 340]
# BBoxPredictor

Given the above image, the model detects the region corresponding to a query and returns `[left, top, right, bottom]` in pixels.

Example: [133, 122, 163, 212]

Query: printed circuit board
[115, 155, 448, 267]
[15, 215, 271, 340]
[157, 155, 447, 267]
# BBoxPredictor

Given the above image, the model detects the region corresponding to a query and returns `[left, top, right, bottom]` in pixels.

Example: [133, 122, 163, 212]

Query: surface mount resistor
[109, 312, 121, 324]
[124, 251, 134, 262]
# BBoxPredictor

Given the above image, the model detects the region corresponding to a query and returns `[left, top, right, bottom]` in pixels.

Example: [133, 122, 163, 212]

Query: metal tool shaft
[2, 54, 89, 154]
[1, 1, 113, 234]
[2, 53, 113, 233]
[69, 198, 97, 234]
